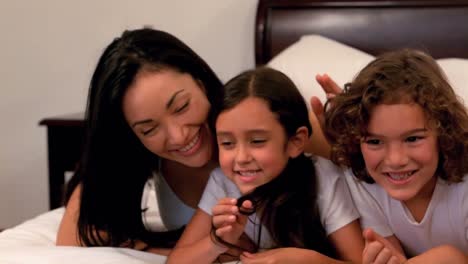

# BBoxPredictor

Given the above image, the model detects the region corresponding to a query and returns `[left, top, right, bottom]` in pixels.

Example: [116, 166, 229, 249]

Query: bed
[1, 0, 468, 262]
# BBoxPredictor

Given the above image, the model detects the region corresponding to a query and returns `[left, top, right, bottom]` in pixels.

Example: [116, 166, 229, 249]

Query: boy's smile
[360, 103, 439, 206]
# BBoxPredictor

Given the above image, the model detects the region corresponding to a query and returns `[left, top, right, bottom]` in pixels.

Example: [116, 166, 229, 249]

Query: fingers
[363, 228, 405, 264]
[310, 96, 324, 117]
[316, 73, 342, 95]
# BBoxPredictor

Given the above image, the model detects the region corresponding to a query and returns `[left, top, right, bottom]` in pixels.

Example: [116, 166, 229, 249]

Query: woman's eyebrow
[166, 89, 185, 109]
[132, 119, 153, 128]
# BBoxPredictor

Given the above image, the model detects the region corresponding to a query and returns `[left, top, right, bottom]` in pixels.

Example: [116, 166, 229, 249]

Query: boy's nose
[385, 143, 409, 167]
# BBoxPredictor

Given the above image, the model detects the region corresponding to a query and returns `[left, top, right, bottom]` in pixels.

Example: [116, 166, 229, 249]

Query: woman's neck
[161, 158, 218, 208]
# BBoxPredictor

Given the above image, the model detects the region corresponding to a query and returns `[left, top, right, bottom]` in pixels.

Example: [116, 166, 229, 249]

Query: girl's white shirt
[198, 156, 360, 249]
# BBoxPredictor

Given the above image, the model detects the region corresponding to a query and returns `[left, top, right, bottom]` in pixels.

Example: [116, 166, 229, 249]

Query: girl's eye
[406, 136, 423, 143]
[251, 139, 266, 145]
[219, 141, 234, 149]
[175, 100, 190, 113]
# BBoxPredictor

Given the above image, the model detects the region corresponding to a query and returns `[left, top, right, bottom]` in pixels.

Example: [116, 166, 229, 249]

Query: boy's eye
[364, 138, 381, 145]
[175, 100, 190, 113]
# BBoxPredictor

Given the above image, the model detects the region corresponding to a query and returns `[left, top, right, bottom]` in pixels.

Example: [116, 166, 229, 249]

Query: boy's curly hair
[324, 49, 468, 183]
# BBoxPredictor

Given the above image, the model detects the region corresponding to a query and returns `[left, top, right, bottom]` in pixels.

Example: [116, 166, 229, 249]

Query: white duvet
[0, 208, 166, 263]
[0, 208, 239, 263]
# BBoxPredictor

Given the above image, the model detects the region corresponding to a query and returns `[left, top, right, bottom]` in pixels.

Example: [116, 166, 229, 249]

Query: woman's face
[122, 69, 213, 168]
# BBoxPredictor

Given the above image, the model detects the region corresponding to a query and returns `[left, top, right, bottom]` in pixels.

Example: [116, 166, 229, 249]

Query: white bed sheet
[0, 208, 165, 263]
[0, 208, 238, 263]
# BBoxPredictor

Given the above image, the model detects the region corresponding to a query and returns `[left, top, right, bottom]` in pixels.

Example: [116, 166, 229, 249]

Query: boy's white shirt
[344, 169, 468, 257]
[198, 156, 360, 249]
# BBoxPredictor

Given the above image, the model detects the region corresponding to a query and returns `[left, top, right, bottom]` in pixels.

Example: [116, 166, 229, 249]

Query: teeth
[238, 170, 259, 176]
[178, 133, 199, 152]
[387, 171, 413, 180]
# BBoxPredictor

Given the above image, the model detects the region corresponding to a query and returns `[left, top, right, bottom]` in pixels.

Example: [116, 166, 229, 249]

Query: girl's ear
[287, 126, 309, 158]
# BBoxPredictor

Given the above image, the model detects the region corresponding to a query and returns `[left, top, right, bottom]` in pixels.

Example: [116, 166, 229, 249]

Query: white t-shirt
[344, 169, 468, 256]
[198, 156, 359, 249]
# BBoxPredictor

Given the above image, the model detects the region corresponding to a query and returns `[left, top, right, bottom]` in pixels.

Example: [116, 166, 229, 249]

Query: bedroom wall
[0, 0, 258, 228]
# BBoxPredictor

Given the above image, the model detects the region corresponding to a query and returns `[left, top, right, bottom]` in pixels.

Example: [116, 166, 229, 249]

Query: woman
[56, 28, 330, 255]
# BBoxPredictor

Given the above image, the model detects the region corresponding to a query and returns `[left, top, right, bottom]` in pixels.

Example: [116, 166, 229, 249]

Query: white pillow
[437, 58, 468, 105]
[267, 35, 468, 107]
[267, 35, 374, 106]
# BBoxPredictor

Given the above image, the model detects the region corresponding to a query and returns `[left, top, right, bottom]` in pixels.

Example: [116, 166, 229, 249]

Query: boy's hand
[312, 74, 343, 125]
[363, 228, 407, 264]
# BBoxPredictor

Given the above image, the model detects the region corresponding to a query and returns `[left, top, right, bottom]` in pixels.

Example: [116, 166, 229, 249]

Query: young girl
[324, 49, 468, 263]
[167, 67, 364, 264]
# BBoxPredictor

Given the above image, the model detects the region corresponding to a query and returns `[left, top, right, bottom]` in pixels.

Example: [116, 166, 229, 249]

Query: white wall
[0, 0, 258, 228]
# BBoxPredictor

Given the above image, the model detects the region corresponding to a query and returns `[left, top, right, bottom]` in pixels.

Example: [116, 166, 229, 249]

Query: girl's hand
[211, 198, 252, 245]
[362, 228, 407, 264]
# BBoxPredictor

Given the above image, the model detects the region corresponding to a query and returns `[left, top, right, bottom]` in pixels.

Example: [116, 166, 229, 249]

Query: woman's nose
[166, 122, 187, 146]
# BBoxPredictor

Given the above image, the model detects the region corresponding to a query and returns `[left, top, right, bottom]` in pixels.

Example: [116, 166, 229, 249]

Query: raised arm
[304, 74, 343, 158]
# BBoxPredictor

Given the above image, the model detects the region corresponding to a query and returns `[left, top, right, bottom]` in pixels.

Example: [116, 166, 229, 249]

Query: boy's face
[215, 97, 294, 195]
[360, 103, 439, 204]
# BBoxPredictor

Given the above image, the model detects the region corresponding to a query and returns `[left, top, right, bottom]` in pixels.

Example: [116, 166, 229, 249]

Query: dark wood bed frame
[255, 0, 468, 65]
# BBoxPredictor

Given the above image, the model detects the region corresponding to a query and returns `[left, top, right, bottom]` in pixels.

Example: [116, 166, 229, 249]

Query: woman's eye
[142, 126, 157, 136]
[175, 100, 190, 113]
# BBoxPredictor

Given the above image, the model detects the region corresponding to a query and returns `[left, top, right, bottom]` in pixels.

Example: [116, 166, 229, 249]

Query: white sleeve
[343, 170, 393, 237]
[314, 157, 360, 235]
[461, 180, 468, 244]
[198, 168, 240, 216]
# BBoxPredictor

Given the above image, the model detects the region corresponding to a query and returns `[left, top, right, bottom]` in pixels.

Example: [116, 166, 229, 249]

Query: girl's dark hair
[217, 67, 336, 256]
[325, 49, 468, 183]
[65, 28, 223, 248]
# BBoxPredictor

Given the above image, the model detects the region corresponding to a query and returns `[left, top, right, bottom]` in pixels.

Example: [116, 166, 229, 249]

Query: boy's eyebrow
[166, 89, 185, 109]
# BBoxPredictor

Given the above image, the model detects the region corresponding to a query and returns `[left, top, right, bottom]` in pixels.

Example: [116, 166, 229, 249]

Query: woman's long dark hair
[65, 28, 223, 248]
[217, 67, 336, 256]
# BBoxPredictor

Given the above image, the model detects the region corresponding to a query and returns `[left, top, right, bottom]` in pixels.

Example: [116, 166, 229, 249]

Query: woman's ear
[287, 126, 309, 158]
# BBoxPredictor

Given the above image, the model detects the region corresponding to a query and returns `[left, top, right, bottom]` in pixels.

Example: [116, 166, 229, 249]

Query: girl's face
[122, 69, 213, 168]
[360, 103, 439, 204]
[216, 97, 296, 194]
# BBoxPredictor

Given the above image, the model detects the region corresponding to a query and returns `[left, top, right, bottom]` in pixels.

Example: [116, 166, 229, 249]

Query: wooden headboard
[255, 0, 468, 65]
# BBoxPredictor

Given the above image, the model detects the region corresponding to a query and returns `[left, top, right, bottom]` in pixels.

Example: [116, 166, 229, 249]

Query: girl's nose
[235, 145, 252, 164]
